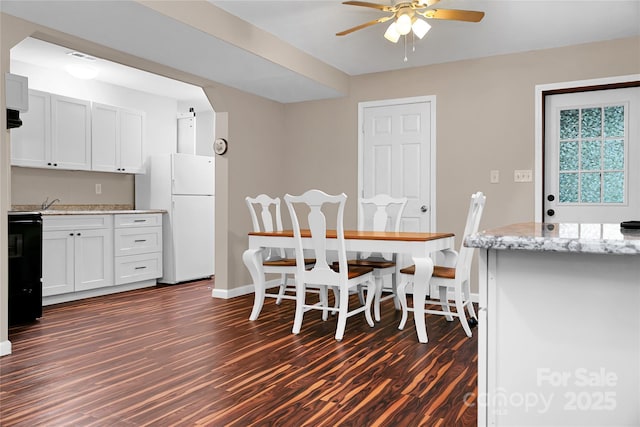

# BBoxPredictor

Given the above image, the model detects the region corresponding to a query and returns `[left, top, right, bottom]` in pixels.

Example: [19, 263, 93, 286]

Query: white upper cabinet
[11, 89, 146, 174]
[51, 94, 92, 170]
[92, 102, 145, 174]
[10, 89, 51, 168]
[11, 90, 91, 170]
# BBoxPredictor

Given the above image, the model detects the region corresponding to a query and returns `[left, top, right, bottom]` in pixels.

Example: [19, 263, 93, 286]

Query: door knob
[547, 194, 555, 202]
[546, 209, 555, 217]
[420, 205, 428, 213]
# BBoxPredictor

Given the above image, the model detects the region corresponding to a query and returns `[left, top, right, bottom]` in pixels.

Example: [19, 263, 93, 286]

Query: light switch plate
[490, 170, 499, 184]
[514, 170, 532, 182]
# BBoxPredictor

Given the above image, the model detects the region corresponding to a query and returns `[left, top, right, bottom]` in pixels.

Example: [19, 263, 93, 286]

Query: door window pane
[557, 105, 626, 205]
[560, 109, 579, 139]
[581, 172, 601, 203]
[603, 172, 624, 203]
[604, 106, 624, 137]
[581, 141, 601, 170]
[559, 141, 579, 170]
[604, 140, 624, 170]
[559, 173, 579, 203]
[581, 108, 602, 138]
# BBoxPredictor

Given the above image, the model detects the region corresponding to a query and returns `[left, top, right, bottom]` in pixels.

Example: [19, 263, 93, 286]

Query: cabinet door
[10, 90, 51, 167]
[119, 108, 145, 173]
[51, 94, 91, 170]
[42, 230, 75, 296]
[91, 103, 119, 172]
[74, 228, 114, 292]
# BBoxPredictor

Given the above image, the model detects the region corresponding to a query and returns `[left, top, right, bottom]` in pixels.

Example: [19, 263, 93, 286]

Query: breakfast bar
[466, 222, 640, 426]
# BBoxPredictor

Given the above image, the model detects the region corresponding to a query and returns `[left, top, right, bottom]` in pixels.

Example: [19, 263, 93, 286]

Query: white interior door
[359, 97, 435, 234]
[544, 86, 639, 223]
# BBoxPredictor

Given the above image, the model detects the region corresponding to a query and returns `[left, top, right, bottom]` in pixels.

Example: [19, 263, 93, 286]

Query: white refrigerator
[146, 153, 214, 284]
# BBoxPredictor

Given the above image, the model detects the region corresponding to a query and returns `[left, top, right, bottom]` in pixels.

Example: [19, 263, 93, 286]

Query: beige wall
[11, 167, 134, 206]
[1, 8, 638, 352]
[273, 36, 640, 295]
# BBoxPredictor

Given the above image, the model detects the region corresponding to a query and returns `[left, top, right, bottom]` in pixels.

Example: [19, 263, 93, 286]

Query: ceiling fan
[336, 0, 485, 44]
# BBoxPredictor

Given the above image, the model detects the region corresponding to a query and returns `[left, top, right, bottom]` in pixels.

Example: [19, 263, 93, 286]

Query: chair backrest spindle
[285, 190, 348, 286]
[246, 194, 286, 260]
[457, 192, 486, 277]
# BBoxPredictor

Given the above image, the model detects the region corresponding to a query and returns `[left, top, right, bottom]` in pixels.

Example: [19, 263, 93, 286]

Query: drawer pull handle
[133, 219, 146, 222]
[134, 239, 147, 242]
[134, 266, 147, 270]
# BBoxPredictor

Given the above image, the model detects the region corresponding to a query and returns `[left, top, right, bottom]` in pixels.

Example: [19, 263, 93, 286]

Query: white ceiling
[2, 0, 639, 104]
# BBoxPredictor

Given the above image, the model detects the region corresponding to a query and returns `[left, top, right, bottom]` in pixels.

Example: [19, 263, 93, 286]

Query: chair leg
[320, 286, 329, 321]
[390, 272, 401, 311]
[455, 286, 472, 337]
[364, 279, 375, 328]
[439, 286, 454, 322]
[275, 273, 288, 305]
[334, 285, 350, 341]
[331, 287, 340, 315]
[292, 282, 306, 335]
[397, 276, 409, 330]
[373, 274, 383, 322]
[357, 284, 365, 305]
[463, 279, 478, 321]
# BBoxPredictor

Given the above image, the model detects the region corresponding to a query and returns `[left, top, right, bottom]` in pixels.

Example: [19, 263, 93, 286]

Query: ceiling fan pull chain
[403, 35, 408, 62]
[412, 31, 416, 52]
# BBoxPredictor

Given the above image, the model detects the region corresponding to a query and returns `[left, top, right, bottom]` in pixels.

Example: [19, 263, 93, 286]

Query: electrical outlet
[95, 183, 102, 194]
[514, 170, 533, 182]
[490, 170, 499, 184]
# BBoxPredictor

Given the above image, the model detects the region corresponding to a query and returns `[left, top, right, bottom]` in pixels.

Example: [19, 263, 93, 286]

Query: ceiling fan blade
[336, 15, 394, 36]
[420, 9, 485, 22]
[342, 1, 396, 12]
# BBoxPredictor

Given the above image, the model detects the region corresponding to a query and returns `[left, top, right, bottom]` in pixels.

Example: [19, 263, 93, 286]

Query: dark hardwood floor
[1, 279, 478, 426]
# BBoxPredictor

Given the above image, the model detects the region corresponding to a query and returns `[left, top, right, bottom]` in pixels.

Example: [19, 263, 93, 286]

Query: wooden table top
[249, 229, 455, 242]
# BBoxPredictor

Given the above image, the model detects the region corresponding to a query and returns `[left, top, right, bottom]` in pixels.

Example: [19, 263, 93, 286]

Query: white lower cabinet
[42, 215, 113, 296]
[114, 214, 162, 285]
[42, 213, 163, 303]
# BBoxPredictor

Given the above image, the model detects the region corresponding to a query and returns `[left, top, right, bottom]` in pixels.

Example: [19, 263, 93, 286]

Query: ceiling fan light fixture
[395, 13, 413, 35]
[412, 17, 431, 39]
[384, 22, 401, 43]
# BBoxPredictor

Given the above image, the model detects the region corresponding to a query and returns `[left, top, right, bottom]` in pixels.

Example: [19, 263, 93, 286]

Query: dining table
[243, 229, 455, 343]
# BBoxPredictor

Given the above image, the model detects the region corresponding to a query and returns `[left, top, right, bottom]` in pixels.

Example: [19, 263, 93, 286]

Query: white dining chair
[284, 189, 376, 341]
[346, 194, 407, 322]
[245, 194, 314, 320]
[397, 191, 486, 337]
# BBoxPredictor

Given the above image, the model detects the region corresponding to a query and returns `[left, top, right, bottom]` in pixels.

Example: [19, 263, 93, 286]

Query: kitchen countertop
[465, 222, 640, 255]
[10, 204, 165, 215]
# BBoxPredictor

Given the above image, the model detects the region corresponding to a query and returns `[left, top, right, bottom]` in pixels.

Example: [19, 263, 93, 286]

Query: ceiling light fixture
[65, 64, 99, 80]
[381, 6, 432, 62]
[65, 51, 99, 79]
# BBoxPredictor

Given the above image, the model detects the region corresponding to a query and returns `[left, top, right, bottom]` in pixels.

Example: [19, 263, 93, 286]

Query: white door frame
[357, 96, 437, 232]
[534, 74, 640, 222]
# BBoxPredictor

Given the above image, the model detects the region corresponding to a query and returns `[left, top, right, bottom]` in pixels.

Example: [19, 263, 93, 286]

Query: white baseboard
[1, 340, 12, 356]
[211, 279, 282, 299]
[43, 280, 157, 306]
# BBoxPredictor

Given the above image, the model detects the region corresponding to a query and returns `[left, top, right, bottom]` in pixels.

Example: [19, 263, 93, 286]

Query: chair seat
[400, 264, 456, 279]
[346, 259, 396, 269]
[331, 264, 374, 279]
[263, 258, 315, 267]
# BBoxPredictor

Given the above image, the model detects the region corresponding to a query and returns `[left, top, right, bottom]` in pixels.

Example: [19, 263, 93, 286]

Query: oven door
[8, 213, 43, 325]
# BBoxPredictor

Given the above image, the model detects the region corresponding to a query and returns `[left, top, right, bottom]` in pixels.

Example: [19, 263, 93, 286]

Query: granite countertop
[10, 204, 166, 215]
[465, 222, 640, 255]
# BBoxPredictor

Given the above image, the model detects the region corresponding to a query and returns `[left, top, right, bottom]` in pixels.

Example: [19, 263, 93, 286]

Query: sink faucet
[41, 197, 60, 210]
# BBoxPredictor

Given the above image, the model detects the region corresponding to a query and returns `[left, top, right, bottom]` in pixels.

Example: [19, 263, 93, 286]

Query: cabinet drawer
[43, 215, 113, 231]
[115, 227, 162, 256]
[115, 214, 162, 228]
[115, 252, 162, 285]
